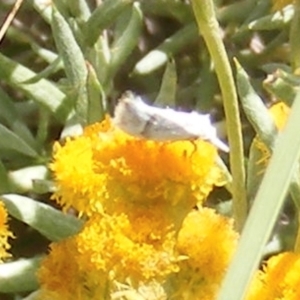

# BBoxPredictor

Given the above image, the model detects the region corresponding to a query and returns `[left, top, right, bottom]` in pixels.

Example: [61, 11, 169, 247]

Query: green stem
[289, 0, 300, 254]
[191, 0, 247, 231]
[290, 0, 300, 70]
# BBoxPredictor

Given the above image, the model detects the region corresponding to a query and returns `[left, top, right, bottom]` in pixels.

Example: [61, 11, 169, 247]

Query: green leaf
[0, 257, 42, 293]
[0, 52, 70, 122]
[246, 140, 265, 201]
[32, 179, 55, 194]
[84, 0, 133, 46]
[31, 0, 52, 23]
[52, 6, 88, 123]
[1, 194, 83, 241]
[141, 0, 193, 24]
[0, 160, 11, 193]
[195, 57, 218, 111]
[263, 69, 300, 107]
[0, 124, 38, 158]
[22, 57, 62, 84]
[0, 87, 37, 150]
[217, 86, 300, 300]
[66, 0, 91, 21]
[86, 62, 106, 124]
[52, 7, 87, 86]
[134, 23, 198, 74]
[155, 59, 177, 107]
[31, 43, 59, 65]
[237, 61, 300, 211]
[109, 3, 143, 80]
[217, 0, 257, 24]
[235, 59, 277, 148]
[248, 4, 294, 30]
[8, 165, 48, 193]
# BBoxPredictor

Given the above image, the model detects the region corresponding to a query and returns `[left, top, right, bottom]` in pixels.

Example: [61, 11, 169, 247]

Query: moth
[113, 91, 229, 152]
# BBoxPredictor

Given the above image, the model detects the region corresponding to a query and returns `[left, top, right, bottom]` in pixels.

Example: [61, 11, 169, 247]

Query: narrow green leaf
[36, 108, 50, 146]
[134, 23, 198, 74]
[1, 194, 82, 241]
[0, 257, 42, 293]
[8, 165, 48, 193]
[50, 0, 69, 19]
[0, 53, 70, 122]
[31, 0, 52, 23]
[141, 0, 193, 24]
[0, 87, 37, 149]
[85, 36, 111, 88]
[84, 0, 133, 46]
[0, 160, 11, 194]
[86, 62, 106, 124]
[248, 4, 293, 30]
[242, 0, 271, 24]
[235, 59, 277, 148]
[217, 87, 300, 300]
[32, 179, 55, 194]
[246, 140, 265, 201]
[263, 70, 299, 107]
[23, 57, 62, 84]
[52, 7, 87, 85]
[155, 59, 177, 107]
[26, 44, 63, 83]
[232, 0, 271, 39]
[238, 63, 300, 210]
[66, 0, 91, 21]
[217, 0, 257, 24]
[0, 124, 38, 158]
[195, 58, 218, 111]
[261, 63, 292, 74]
[30, 44, 59, 65]
[52, 6, 88, 123]
[235, 59, 284, 204]
[109, 3, 143, 80]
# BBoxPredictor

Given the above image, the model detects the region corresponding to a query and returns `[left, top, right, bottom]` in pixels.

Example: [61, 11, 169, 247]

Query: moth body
[113, 91, 229, 152]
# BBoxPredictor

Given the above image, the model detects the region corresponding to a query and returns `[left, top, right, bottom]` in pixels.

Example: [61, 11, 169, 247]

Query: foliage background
[0, 0, 299, 299]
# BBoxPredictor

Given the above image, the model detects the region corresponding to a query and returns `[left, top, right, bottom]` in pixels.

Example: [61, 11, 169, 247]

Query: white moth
[113, 91, 229, 152]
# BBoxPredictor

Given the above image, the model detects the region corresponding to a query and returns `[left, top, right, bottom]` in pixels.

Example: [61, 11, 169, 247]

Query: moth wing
[142, 108, 197, 140]
[113, 95, 151, 137]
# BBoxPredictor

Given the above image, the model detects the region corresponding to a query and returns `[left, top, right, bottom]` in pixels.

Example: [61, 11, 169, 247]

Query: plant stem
[191, 0, 247, 231]
[290, 0, 300, 70]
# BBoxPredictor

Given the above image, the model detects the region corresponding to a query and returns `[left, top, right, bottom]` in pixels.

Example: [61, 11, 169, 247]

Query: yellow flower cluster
[38, 117, 238, 299]
[175, 208, 238, 300]
[247, 252, 300, 300]
[0, 201, 13, 262]
[50, 118, 225, 216]
[253, 101, 290, 169]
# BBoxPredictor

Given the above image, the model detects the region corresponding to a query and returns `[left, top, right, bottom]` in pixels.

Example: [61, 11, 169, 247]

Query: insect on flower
[113, 91, 229, 152]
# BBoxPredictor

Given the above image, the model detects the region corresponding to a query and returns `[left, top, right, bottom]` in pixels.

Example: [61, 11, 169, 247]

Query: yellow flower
[38, 241, 82, 300]
[45, 115, 231, 299]
[38, 206, 239, 299]
[38, 239, 114, 300]
[173, 208, 239, 299]
[272, 0, 294, 11]
[74, 208, 179, 282]
[269, 101, 290, 130]
[246, 252, 300, 300]
[50, 117, 226, 216]
[253, 102, 290, 168]
[38, 208, 179, 299]
[0, 201, 13, 262]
